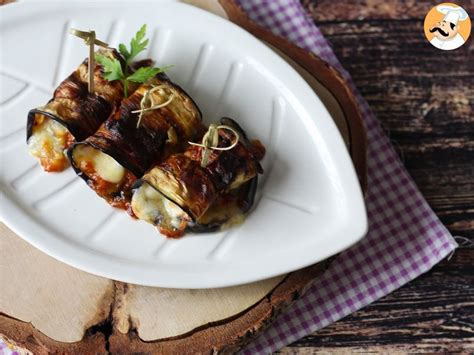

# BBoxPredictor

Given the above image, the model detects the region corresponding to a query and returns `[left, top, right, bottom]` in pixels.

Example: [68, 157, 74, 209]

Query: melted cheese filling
[28, 115, 71, 172]
[132, 183, 189, 231]
[73, 145, 125, 183]
[197, 201, 245, 228]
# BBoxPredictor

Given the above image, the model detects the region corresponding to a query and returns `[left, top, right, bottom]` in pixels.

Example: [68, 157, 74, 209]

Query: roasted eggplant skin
[187, 119, 263, 228]
[26, 49, 125, 142]
[68, 73, 203, 208]
[69, 73, 203, 178]
[187, 176, 259, 233]
[184, 117, 264, 192]
[132, 117, 265, 234]
[143, 153, 218, 221]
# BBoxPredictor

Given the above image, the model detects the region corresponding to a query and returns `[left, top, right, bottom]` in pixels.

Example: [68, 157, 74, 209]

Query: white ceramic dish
[0, 1, 367, 288]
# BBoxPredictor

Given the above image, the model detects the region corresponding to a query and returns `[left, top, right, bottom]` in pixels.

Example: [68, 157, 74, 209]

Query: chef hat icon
[437, 4, 469, 25]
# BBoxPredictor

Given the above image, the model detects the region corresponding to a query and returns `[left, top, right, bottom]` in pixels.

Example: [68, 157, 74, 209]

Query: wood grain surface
[279, 0, 474, 353]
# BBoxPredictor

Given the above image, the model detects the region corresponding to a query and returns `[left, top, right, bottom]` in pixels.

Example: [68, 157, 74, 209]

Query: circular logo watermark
[424, 3, 471, 50]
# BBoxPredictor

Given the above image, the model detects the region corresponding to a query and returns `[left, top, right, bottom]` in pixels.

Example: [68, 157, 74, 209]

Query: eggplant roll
[68, 74, 203, 210]
[185, 176, 259, 233]
[26, 48, 126, 172]
[131, 118, 265, 238]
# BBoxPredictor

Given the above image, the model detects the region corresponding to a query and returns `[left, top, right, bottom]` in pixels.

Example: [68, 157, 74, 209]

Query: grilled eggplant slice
[26, 48, 127, 172]
[131, 118, 265, 238]
[68, 73, 203, 211]
[188, 176, 259, 233]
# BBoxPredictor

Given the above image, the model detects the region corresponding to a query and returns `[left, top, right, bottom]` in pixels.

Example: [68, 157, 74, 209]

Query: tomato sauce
[79, 161, 137, 212]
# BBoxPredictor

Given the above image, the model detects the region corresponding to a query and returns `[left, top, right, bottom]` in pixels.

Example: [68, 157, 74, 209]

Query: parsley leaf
[120, 24, 149, 65]
[127, 67, 164, 83]
[95, 54, 125, 81]
[96, 24, 172, 97]
[118, 43, 130, 61]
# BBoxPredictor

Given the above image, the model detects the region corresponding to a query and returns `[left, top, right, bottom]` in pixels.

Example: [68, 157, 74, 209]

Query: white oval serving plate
[0, 1, 367, 288]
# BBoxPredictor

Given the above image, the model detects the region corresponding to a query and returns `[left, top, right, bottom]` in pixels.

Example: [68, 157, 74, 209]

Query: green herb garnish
[119, 24, 148, 67]
[95, 24, 168, 97]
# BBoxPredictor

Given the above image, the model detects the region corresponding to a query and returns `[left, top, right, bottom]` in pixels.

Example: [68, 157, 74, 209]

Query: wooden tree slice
[0, 223, 290, 353]
[0, 0, 368, 353]
[0, 317, 106, 355]
[0, 225, 111, 354]
[0, 225, 114, 343]
[112, 276, 286, 340]
[108, 264, 329, 355]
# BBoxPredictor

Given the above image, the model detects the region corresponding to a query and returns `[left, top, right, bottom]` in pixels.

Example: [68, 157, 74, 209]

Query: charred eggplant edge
[187, 175, 259, 233]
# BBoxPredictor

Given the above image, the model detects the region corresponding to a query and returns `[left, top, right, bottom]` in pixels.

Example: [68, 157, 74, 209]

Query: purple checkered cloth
[236, 0, 458, 353]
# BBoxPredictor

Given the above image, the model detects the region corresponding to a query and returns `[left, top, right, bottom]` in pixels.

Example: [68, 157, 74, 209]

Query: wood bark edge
[108, 262, 329, 354]
[0, 313, 108, 354]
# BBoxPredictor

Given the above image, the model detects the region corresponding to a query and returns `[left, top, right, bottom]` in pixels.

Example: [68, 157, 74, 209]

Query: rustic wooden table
[279, 1, 474, 353]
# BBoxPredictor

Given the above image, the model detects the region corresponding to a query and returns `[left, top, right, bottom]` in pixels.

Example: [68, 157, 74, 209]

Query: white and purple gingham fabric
[236, 0, 458, 353]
